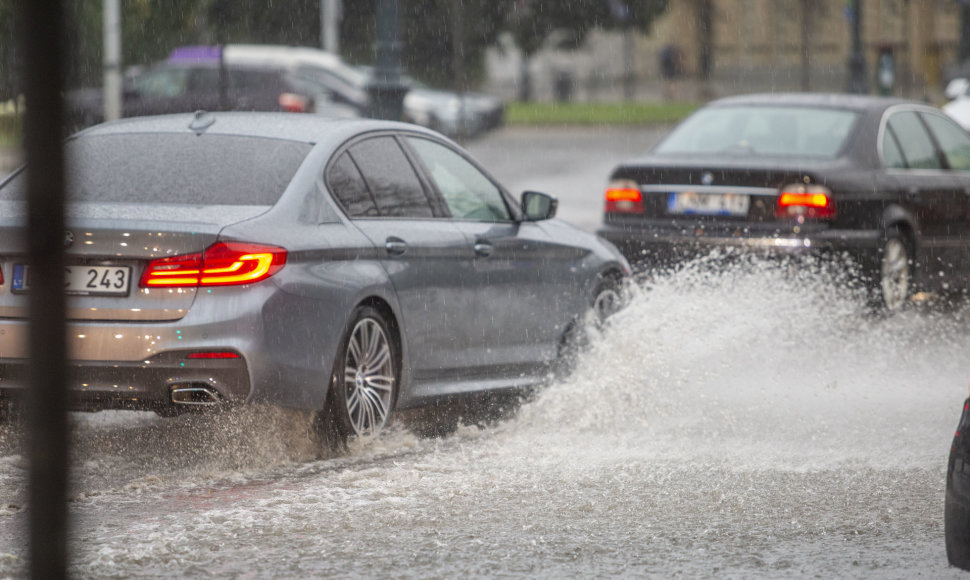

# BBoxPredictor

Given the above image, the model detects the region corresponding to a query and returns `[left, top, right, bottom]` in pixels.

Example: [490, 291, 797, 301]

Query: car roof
[225, 44, 344, 68]
[74, 111, 428, 145]
[707, 92, 919, 112]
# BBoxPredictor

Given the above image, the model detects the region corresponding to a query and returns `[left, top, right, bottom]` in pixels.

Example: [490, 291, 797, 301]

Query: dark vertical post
[20, 0, 69, 578]
[800, 0, 811, 92]
[697, 0, 713, 95]
[368, 0, 407, 121]
[960, 0, 970, 65]
[847, 0, 867, 94]
[623, 27, 635, 101]
[451, 0, 466, 140]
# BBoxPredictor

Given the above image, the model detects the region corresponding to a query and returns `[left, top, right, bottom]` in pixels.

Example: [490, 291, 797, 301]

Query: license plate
[667, 191, 750, 216]
[12, 264, 132, 296]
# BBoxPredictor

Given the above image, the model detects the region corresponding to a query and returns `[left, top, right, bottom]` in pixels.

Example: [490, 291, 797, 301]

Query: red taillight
[604, 179, 643, 214]
[279, 92, 309, 113]
[140, 242, 287, 288]
[776, 184, 835, 219]
[186, 351, 241, 360]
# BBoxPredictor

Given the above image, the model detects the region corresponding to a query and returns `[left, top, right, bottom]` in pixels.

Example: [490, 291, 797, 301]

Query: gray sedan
[0, 113, 628, 444]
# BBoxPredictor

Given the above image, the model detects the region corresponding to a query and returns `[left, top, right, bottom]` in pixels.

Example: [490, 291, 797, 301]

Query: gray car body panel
[0, 112, 628, 415]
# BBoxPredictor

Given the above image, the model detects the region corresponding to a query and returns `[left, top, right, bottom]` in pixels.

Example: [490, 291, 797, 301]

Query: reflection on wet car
[66, 46, 356, 130]
[0, 112, 628, 445]
[597, 93, 970, 311]
[947, 391, 970, 570]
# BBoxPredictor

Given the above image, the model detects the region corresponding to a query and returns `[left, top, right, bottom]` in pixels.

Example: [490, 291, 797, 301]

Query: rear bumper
[597, 223, 883, 269]
[0, 352, 250, 414]
[0, 284, 301, 414]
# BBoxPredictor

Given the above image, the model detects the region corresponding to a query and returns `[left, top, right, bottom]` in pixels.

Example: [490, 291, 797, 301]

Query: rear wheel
[324, 306, 398, 445]
[877, 233, 912, 312]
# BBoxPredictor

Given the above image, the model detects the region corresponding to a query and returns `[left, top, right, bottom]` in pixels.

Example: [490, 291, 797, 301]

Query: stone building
[486, 0, 964, 102]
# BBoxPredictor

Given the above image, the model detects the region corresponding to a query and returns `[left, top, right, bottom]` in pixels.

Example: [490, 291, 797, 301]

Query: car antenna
[188, 110, 216, 135]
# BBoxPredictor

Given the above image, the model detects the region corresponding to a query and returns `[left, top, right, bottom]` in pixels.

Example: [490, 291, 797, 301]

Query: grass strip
[506, 101, 700, 126]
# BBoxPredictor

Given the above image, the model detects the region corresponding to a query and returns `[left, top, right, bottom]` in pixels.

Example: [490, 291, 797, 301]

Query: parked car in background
[597, 93, 970, 311]
[0, 112, 627, 444]
[946, 391, 970, 570]
[222, 44, 505, 138]
[944, 77, 970, 131]
[65, 46, 355, 130]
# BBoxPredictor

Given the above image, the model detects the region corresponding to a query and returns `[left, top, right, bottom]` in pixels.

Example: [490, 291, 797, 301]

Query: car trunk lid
[0, 202, 269, 321]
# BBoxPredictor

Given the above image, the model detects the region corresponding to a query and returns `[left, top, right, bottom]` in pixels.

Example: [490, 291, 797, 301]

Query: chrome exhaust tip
[170, 383, 222, 406]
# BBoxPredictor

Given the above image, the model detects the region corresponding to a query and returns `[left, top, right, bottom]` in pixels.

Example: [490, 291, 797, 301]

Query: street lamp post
[847, 0, 867, 94]
[367, 0, 408, 121]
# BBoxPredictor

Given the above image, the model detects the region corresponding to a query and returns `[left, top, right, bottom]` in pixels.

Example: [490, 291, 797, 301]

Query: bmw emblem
[701, 172, 715, 186]
[64, 230, 75, 248]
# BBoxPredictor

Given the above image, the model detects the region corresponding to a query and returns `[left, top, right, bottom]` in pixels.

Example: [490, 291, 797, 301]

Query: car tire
[875, 230, 912, 312]
[322, 306, 398, 447]
[556, 276, 624, 375]
[946, 487, 970, 570]
[592, 277, 624, 326]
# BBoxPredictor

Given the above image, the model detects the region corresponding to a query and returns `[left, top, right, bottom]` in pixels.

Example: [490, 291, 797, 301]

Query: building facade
[486, 0, 964, 102]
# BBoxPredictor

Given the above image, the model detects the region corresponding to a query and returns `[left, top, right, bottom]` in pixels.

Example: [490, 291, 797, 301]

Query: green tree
[506, 0, 670, 101]
[340, 0, 513, 89]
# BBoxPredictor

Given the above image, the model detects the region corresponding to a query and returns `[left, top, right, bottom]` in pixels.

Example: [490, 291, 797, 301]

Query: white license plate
[12, 264, 132, 296]
[667, 191, 750, 216]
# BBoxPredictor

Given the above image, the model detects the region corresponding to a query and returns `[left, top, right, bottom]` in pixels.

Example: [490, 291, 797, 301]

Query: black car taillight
[775, 184, 836, 219]
[604, 179, 643, 214]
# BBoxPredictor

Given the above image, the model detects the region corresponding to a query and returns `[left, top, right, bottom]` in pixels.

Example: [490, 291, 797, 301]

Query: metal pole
[103, 0, 122, 121]
[960, 1, 970, 65]
[322, 0, 341, 54]
[847, 0, 867, 94]
[20, 0, 70, 576]
[368, 0, 407, 120]
[451, 0, 466, 141]
[800, 0, 811, 92]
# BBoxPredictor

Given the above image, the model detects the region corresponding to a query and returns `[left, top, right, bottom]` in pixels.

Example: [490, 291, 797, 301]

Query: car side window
[406, 137, 511, 222]
[921, 113, 970, 171]
[347, 137, 434, 218]
[131, 67, 189, 98]
[886, 111, 941, 170]
[881, 128, 907, 169]
[326, 152, 379, 217]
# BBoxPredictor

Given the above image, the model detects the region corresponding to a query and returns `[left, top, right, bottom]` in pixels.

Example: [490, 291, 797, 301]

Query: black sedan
[946, 394, 970, 570]
[597, 93, 970, 310]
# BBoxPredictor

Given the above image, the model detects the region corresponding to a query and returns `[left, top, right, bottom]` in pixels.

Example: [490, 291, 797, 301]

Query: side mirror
[521, 190, 558, 221]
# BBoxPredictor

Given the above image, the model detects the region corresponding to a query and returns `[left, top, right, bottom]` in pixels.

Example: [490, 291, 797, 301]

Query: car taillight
[140, 242, 287, 288]
[186, 351, 241, 360]
[279, 92, 310, 113]
[775, 184, 835, 219]
[604, 179, 643, 214]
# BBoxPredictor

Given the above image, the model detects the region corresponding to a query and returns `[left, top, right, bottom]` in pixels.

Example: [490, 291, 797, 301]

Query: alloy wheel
[593, 285, 622, 324]
[880, 237, 910, 311]
[342, 317, 395, 437]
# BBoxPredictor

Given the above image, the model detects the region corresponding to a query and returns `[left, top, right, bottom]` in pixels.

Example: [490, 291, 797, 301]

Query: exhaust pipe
[170, 383, 222, 406]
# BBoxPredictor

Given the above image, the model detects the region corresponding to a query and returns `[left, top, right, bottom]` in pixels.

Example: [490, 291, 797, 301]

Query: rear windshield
[655, 105, 859, 158]
[0, 133, 311, 204]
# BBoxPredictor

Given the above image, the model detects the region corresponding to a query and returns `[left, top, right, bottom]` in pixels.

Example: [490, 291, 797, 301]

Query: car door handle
[905, 187, 920, 201]
[473, 242, 494, 257]
[385, 238, 408, 256]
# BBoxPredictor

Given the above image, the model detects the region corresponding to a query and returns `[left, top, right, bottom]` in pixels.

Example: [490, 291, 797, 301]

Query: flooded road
[1, 127, 968, 578]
